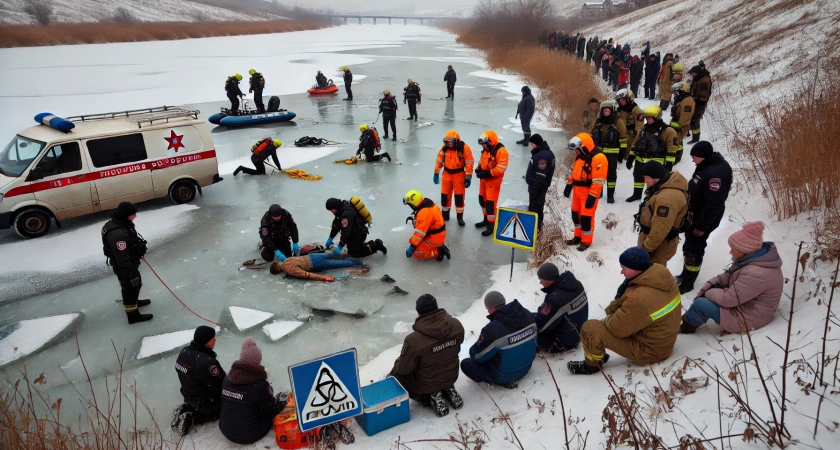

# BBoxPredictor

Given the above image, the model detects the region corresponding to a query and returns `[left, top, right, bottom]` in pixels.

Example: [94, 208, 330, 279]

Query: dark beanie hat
[690, 141, 714, 159]
[619, 246, 650, 271]
[193, 326, 216, 346]
[116, 202, 137, 220]
[484, 291, 506, 309]
[529, 134, 544, 145]
[416, 294, 438, 315]
[537, 262, 560, 281]
[269, 204, 283, 217]
[688, 65, 702, 74]
[641, 161, 667, 179]
[325, 198, 342, 211]
[521, 86, 531, 93]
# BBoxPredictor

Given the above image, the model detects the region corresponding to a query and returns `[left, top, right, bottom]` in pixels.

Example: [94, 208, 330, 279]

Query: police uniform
[258, 207, 299, 262]
[525, 138, 555, 228]
[535, 272, 588, 353]
[175, 342, 226, 424]
[102, 202, 151, 324]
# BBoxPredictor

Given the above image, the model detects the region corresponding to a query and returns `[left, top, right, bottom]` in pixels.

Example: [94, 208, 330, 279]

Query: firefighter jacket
[410, 198, 446, 248]
[631, 119, 679, 164]
[567, 149, 608, 197]
[329, 201, 366, 245]
[259, 209, 299, 254]
[219, 361, 284, 445]
[434, 131, 474, 176]
[404, 83, 421, 102]
[690, 69, 712, 103]
[391, 308, 465, 395]
[688, 152, 732, 232]
[477, 131, 509, 179]
[637, 171, 689, 253]
[102, 215, 146, 277]
[535, 271, 588, 350]
[583, 109, 596, 132]
[601, 264, 681, 363]
[176, 342, 226, 406]
[248, 73, 265, 92]
[658, 60, 674, 93]
[467, 300, 537, 385]
[379, 95, 398, 116]
[618, 102, 644, 147]
[670, 95, 695, 132]
[589, 116, 628, 156]
[525, 141, 555, 194]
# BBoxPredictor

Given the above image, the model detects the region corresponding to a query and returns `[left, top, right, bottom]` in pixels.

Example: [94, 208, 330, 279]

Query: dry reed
[0, 20, 326, 48]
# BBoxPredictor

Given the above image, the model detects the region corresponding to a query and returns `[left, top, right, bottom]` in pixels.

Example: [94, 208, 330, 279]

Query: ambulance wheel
[13, 207, 52, 239]
[169, 180, 196, 204]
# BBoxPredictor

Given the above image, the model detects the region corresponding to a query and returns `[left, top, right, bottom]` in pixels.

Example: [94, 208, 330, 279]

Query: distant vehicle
[0, 106, 222, 238]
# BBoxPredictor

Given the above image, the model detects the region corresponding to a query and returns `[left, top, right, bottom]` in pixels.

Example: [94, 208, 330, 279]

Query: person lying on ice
[269, 253, 369, 282]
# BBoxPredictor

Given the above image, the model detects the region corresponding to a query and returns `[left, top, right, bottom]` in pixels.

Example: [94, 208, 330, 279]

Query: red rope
[142, 257, 220, 326]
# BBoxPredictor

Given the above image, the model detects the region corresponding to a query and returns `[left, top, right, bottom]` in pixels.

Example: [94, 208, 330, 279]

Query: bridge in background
[320, 14, 461, 25]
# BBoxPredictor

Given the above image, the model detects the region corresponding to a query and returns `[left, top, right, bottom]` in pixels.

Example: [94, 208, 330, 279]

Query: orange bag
[274, 396, 317, 449]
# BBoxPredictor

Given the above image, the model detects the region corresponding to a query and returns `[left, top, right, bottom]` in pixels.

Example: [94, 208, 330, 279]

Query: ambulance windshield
[0, 135, 45, 177]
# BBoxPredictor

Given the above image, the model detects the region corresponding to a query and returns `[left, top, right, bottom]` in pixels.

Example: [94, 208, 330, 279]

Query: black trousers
[345, 83, 353, 100]
[260, 239, 293, 261]
[239, 154, 267, 175]
[407, 100, 418, 119]
[188, 396, 222, 425]
[227, 94, 239, 112]
[115, 269, 141, 310]
[682, 214, 722, 272]
[605, 152, 618, 190]
[630, 81, 640, 98]
[383, 115, 396, 136]
[446, 83, 455, 98]
[252, 87, 264, 113]
[528, 190, 547, 228]
[644, 82, 656, 99]
[347, 231, 375, 258]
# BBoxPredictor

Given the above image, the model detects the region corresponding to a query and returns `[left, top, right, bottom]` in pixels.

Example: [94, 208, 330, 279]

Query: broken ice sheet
[137, 326, 220, 360]
[262, 321, 305, 341]
[0, 313, 81, 366]
[229, 306, 274, 331]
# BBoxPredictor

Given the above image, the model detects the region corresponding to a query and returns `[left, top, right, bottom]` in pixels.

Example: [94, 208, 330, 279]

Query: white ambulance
[0, 106, 222, 238]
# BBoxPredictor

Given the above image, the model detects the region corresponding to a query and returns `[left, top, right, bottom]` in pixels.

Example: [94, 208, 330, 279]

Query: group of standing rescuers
[224, 69, 266, 113]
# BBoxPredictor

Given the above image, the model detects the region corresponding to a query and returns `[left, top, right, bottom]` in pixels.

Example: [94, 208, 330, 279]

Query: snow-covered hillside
[416, 1, 587, 19]
[0, 0, 287, 24]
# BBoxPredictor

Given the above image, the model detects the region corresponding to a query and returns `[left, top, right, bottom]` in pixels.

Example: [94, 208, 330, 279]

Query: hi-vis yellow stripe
[650, 295, 681, 321]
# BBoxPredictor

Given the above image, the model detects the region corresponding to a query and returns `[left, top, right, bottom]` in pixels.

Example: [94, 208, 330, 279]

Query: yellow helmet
[672, 62, 684, 73]
[235, 73, 242, 81]
[643, 105, 662, 119]
[273, 139, 282, 147]
[249, 68, 256, 75]
[672, 81, 689, 93]
[407, 78, 413, 84]
[341, 66, 348, 71]
[383, 89, 391, 96]
[403, 189, 423, 208]
[359, 123, 369, 132]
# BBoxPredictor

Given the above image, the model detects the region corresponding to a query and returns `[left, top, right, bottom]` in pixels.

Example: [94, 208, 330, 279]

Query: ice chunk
[137, 326, 220, 360]
[302, 299, 383, 318]
[0, 313, 81, 366]
[229, 306, 275, 331]
[417, 122, 434, 128]
[262, 321, 305, 341]
[393, 321, 412, 333]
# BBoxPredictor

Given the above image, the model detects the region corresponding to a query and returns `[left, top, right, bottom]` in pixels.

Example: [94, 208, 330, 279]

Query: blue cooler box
[354, 376, 410, 436]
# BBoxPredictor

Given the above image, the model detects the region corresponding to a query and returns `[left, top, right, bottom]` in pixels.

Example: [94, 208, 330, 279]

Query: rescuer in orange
[434, 130, 475, 227]
[564, 133, 608, 251]
[404, 190, 451, 261]
[474, 130, 509, 237]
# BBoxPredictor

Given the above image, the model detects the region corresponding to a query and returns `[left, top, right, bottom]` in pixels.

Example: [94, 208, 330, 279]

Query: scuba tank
[350, 197, 372, 224]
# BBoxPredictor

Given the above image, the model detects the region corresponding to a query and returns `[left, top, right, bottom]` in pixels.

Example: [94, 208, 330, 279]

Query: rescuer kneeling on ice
[403, 189, 451, 261]
[257, 204, 300, 262]
[324, 198, 387, 257]
[234, 137, 282, 176]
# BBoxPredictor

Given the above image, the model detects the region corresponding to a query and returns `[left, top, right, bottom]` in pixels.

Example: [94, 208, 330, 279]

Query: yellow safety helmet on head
[235, 73, 243, 81]
[672, 62, 684, 73]
[643, 105, 662, 120]
[403, 190, 423, 208]
[342, 66, 349, 71]
[383, 89, 391, 96]
[249, 68, 256, 75]
[359, 123, 369, 132]
[273, 139, 282, 147]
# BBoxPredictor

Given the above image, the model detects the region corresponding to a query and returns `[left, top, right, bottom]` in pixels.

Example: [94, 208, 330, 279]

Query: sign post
[288, 348, 363, 432]
[492, 208, 539, 282]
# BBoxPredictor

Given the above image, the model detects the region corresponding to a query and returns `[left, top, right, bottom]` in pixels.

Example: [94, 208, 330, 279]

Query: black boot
[414, 115, 418, 122]
[442, 210, 450, 222]
[429, 391, 450, 417]
[126, 309, 153, 324]
[567, 353, 609, 375]
[677, 270, 700, 295]
[381, 152, 392, 162]
[607, 187, 615, 204]
[626, 188, 643, 202]
[481, 222, 494, 236]
[659, 100, 669, 111]
[475, 218, 489, 228]
[565, 236, 581, 246]
[392, 135, 397, 141]
[680, 314, 699, 334]
[576, 243, 590, 252]
[233, 166, 243, 176]
[442, 386, 464, 409]
[373, 239, 388, 255]
[457, 213, 465, 226]
[436, 244, 451, 261]
[689, 132, 700, 143]
[137, 299, 151, 307]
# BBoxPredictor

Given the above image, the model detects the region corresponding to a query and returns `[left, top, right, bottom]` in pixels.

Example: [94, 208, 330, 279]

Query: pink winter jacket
[696, 243, 784, 333]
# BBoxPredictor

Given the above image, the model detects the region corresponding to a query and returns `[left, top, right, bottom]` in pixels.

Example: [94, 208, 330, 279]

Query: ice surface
[0, 313, 80, 366]
[137, 326, 220, 360]
[261, 320, 304, 341]
[229, 306, 274, 331]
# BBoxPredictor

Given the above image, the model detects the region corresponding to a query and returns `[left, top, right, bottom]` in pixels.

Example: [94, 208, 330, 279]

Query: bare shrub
[473, 0, 554, 43]
[23, 0, 53, 26]
[111, 7, 137, 23]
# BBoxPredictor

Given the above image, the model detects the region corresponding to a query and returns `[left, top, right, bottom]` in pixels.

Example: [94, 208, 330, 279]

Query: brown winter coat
[637, 171, 689, 258]
[671, 96, 695, 134]
[618, 103, 644, 149]
[697, 243, 784, 333]
[390, 309, 465, 396]
[601, 264, 682, 363]
[658, 60, 674, 101]
[690, 74, 712, 103]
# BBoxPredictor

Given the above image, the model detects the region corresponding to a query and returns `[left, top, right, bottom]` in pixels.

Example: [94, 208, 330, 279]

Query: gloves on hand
[433, 173, 440, 184]
[626, 158, 634, 170]
[563, 184, 572, 198]
[465, 176, 472, 188]
[405, 245, 416, 257]
[585, 194, 597, 209]
[665, 161, 673, 172]
[292, 243, 301, 256]
[475, 169, 488, 179]
[275, 250, 286, 262]
[130, 276, 141, 288]
[333, 245, 344, 255]
[325, 237, 334, 249]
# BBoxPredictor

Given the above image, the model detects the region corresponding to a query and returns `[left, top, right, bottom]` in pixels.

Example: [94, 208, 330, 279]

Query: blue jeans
[685, 297, 721, 326]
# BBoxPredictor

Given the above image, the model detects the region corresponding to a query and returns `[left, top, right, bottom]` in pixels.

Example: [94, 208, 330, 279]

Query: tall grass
[0, 20, 326, 48]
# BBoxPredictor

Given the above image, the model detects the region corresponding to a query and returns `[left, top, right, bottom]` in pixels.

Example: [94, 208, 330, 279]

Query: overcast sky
[286, 0, 479, 14]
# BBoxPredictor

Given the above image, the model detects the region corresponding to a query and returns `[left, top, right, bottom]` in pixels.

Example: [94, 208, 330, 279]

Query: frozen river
[0, 25, 568, 430]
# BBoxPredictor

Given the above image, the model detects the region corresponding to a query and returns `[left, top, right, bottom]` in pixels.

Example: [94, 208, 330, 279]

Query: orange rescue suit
[409, 198, 447, 260]
[476, 131, 508, 223]
[567, 149, 608, 245]
[434, 130, 474, 217]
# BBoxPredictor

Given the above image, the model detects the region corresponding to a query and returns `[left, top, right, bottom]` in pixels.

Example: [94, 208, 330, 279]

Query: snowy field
[2, 14, 839, 450]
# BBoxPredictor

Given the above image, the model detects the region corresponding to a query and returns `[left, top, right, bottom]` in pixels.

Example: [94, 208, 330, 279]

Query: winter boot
[233, 166, 243, 176]
[330, 422, 355, 444]
[457, 213, 465, 226]
[689, 132, 700, 144]
[429, 391, 450, 417]
[501, 381, 519, 389]
[137, 299, 151, 307]
[680, 314, 699, 334]
[126, 309, 153, 325]
[381, 152, 392, 162]
[436, 244, 451, 261]
[392, 134, 397, 141]
[565, 236, 581, 246]
[442, 210, 450, 221]
[626, 188, 643, 202]
[576, 243, 590, 252]
[318, 427, 337, 450]
[373, 239, 388, 255]
[481, 222, 494, 236]
[383, 132, 389, 139]
[414, 115, 418, 122]
[442, 386, 464, 409]
[567, 353, 609, 375]
[607, 187, 615, 204]
[677, 270, 700, 295]
[475, 218, 489, 228]
[171, 404, 194, 436]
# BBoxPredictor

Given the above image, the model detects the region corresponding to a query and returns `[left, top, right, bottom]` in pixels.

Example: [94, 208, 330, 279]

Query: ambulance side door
[84, 133, 154, 211]
[28, 141, 94, 219]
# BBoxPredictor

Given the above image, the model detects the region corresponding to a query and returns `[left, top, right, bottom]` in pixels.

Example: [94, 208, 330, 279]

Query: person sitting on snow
[269, 252, 368, 282]
[680, 222, 783, 334]
[533, 263, 588, 353]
